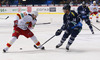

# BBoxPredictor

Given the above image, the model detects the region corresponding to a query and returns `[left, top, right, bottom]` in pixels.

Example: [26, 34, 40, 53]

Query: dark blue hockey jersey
[62, 10, 81, 30]
[77, 6, 90, 19]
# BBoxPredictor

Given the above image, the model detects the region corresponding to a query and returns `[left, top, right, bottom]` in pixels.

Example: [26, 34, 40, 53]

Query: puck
[20, 48, 22, 50]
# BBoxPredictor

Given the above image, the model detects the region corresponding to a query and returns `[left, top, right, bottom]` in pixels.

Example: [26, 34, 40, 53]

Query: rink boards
[0, 6, 100, 16]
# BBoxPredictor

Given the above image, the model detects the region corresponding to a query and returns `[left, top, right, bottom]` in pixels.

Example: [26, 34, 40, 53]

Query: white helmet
[31, 11, 38, 16]
[93, 1, 96, 4]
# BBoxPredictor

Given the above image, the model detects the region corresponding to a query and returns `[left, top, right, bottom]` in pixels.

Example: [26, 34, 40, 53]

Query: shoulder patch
[17, 13, 21, 19]
[71, 12, 75, 16]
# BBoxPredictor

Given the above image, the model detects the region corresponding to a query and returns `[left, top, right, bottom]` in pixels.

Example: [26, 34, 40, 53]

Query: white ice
[0, 14, 100, 60]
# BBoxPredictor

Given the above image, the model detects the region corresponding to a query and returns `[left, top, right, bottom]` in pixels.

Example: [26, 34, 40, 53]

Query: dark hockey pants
[60, 27, 82, 46]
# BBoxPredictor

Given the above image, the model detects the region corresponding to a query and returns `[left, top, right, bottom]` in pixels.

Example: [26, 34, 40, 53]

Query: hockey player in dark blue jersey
[77, 1, 94, 34]
[55, 4, 82, 51]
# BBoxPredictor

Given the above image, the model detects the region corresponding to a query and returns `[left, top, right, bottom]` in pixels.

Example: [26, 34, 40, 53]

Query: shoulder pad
[71, 11, 75, 16]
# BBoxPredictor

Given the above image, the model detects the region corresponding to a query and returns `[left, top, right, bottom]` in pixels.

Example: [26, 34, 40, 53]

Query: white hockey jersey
[89, 4, 98, 12]
[17, 15, 36, 30]
[14, 12, 37, 30]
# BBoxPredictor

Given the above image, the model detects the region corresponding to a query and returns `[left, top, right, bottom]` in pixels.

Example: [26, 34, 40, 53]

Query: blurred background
[0, 0, 100, 6]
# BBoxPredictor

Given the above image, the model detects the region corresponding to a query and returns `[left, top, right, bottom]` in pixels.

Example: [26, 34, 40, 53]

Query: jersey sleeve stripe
[17, 14, 22, 19]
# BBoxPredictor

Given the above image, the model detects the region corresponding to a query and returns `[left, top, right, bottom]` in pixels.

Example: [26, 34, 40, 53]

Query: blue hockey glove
[71, 22, 82, 29]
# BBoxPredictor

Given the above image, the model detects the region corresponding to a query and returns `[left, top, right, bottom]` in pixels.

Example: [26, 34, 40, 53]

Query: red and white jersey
[89, 4, 98, 12]
[14, 12, 36, 30]
[17, 15, 37, 30]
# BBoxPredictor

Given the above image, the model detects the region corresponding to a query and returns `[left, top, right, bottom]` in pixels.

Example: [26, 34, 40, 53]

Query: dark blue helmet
[82, 1, 86, 6]
[63, 4, 71, 11]
[82, 1, 86, 8]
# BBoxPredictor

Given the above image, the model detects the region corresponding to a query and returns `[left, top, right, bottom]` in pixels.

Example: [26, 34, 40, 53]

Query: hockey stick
[0, 16, 9, 20]
[34, 35, 56, 49]
[17, 22, 51, 27]
[91, 24, 100, 31]
[36, 22, 51, 25]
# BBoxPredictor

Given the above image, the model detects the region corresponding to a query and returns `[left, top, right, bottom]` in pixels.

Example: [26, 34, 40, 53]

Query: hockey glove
[14, 20, 18, 27]
[71, 22, 82, 29]
[55, 29, 62, 36]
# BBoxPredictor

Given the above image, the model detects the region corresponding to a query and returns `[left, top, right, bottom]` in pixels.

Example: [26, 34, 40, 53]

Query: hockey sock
[67, 36, 75, 48]
[89, 17, 92, 19]
[30, 36, 41, 47]
[60, 31, 69, 44]
[60, 37, 67, 44]
[4, 37, 17, 51]
[89, 25, 94, 32]
[89, 15, 92, 20]
[96, 16, 99, 21]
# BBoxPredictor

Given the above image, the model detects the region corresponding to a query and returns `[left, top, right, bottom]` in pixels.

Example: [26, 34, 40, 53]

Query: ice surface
[0, 14, 100, 60]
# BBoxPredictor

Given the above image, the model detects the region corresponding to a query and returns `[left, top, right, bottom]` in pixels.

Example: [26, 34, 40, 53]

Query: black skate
[3, 49, 6, 53]
[34, 45, 38, 49]
[96, 20, 99, 23]
[34, 45, 45, 50]
[92, 31, 94, 34]
[66, 47, 69, 51]
[56, 43, 63, 48]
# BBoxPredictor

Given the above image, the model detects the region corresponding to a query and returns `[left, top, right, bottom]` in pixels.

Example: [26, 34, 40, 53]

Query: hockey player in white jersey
[3, 11, 45, 52]
[89, 1, 99, 22]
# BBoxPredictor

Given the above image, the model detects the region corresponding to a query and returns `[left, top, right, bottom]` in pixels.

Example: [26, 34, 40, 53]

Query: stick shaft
[37, 35, 55, 48]
[41, 35, 55, 46]
[36, 22, 51, 25]
[91, 24, 100, 31]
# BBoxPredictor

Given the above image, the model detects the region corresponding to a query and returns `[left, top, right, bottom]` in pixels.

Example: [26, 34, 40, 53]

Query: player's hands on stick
[55, 29, 62, 36]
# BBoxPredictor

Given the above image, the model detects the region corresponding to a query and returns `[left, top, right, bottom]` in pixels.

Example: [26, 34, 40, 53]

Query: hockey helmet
[93, 1, 96, 4]
[31, 11, 38, 17]
[63, 4, 71, 11]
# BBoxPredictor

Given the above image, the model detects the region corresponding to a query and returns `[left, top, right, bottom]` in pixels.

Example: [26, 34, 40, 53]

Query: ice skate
[56, 43, 63, 48]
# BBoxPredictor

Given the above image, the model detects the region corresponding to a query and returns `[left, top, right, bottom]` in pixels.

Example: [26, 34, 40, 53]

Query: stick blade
[5, 16, 9, 19]
[34, 45, 38, 49]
